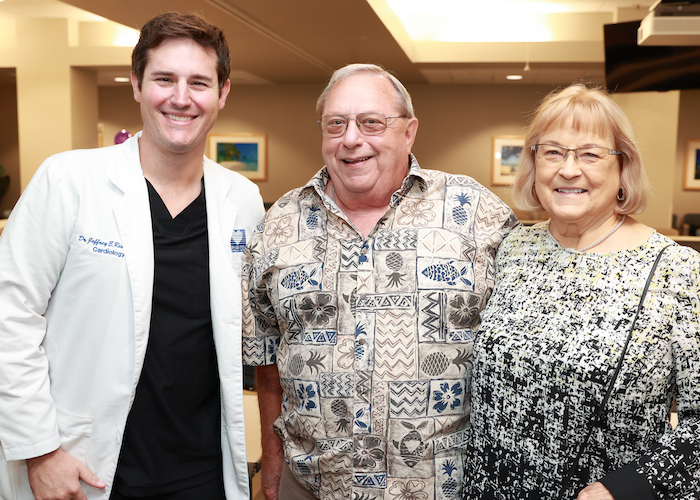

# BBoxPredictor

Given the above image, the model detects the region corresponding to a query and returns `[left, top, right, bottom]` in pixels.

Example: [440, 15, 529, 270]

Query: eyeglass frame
[317, 112, 407, 138]
[531, 143, 623, 165]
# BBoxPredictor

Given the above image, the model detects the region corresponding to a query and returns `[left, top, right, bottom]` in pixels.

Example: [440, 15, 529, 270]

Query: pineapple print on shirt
[243, 156, 517, 500]
[444, 186, 479, 233]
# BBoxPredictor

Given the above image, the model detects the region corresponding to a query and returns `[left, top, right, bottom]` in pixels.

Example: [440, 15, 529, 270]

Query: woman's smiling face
[534, 118, 621, 229]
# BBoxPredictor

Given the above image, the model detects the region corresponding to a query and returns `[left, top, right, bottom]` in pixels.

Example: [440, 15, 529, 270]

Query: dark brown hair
[131, 12, 231, 94]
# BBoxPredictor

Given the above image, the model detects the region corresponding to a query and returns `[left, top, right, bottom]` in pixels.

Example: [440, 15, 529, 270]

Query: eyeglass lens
[535, 144, 615, 165]
[320, 113, 390, 137]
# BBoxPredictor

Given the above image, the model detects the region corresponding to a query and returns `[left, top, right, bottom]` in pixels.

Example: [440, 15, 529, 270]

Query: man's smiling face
[132, 37, 230, 157]
[320, 72, 418, 204]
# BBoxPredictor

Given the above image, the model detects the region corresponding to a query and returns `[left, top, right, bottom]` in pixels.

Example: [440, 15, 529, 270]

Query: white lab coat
[0, 133, 265, 499]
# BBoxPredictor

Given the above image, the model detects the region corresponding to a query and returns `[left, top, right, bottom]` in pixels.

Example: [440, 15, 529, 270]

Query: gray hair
[316, 63, 415, 118]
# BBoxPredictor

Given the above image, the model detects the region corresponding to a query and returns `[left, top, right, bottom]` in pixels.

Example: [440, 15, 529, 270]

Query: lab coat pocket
[229, 251, 243, 277]
[55, 405, 94, 462]
[0, 444, 23, 500]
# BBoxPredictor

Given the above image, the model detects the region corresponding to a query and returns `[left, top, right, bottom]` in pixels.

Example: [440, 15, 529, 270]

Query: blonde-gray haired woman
[463, 84, 700, 500]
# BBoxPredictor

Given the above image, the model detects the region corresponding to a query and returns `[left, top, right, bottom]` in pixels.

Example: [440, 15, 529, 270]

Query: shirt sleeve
[242, 218, 282, 367]
[0, 156, 72, 460]
[602, 247, 700, 499]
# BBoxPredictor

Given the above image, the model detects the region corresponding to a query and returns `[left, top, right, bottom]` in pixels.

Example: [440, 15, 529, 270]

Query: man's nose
[341, 119, 363, 146]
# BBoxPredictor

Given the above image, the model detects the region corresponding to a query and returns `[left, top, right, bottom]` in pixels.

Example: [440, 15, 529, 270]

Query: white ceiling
[0, 0, 659, 86]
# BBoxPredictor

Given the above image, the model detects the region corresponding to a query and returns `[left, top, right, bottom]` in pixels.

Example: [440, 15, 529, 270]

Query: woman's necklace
[576, 214, 626, 252]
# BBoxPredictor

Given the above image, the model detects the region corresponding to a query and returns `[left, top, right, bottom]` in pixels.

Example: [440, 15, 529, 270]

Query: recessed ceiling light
[114, 77, 130, 83]
[506, 75, 523, 80]
[386, 0, 564, 42]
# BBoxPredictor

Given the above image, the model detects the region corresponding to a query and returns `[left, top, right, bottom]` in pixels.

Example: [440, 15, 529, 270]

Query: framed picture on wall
[683, 139, 700, 190]
[491, 135, 525, 186]
[206, 133, 268, 181]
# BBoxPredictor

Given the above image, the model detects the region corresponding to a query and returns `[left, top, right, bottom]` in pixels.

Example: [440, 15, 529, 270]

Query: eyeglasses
[318, 113, 406, 138]
[531, 144, 623, 166]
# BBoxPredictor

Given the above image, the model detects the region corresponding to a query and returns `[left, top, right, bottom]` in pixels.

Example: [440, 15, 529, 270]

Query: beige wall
[71, 67, 99, 151]
[410, 84, 550, 213]
[0, 17, 131, 194]
[675, 89, 700, 226]
[612, 91, 680, 230]
[98, 86, 143, 148]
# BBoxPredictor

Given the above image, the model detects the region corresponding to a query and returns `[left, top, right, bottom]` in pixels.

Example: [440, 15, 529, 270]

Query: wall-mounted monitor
[604, 20, 700, 92]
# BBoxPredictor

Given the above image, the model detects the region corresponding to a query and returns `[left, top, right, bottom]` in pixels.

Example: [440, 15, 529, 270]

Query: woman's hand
[577, 482, 614, 499]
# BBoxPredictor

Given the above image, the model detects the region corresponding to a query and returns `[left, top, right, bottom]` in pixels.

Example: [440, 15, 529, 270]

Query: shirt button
[361, 247, 368, 255]
[358, 339, 366, 345]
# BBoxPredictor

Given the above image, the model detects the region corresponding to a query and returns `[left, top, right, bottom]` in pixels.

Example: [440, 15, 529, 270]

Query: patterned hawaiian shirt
[242, 155, 517, 500]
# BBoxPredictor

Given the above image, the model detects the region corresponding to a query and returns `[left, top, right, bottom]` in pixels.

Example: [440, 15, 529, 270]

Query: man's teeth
[344, 157, 371, 164]
[557, 188, 586, 193]
[166, 114, 194, 121]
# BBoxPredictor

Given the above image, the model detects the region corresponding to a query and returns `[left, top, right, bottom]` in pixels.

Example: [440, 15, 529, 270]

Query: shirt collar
[302, 153, 428, 202]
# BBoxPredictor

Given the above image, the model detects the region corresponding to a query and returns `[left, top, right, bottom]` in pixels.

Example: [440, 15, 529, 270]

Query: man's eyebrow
[190, 73, 215, 82]
[148, 70, 215, 82]
[148, 70, 175, 79]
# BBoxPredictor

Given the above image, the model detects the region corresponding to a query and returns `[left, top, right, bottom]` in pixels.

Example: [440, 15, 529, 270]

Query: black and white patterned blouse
[463, 223, 700, 500]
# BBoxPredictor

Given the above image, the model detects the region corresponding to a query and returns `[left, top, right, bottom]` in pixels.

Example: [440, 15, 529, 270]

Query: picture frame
[491, 135, 525, 186]
[206, 133, 268, 181]
[683, 139, 700, 191]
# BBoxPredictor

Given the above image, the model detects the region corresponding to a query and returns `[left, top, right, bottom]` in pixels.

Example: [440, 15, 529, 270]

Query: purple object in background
[114, 129, 133, 144]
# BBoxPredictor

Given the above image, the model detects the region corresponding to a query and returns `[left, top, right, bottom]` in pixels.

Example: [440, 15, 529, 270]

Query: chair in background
[655, 227, 679, 236]
[683, 213, 700, 236]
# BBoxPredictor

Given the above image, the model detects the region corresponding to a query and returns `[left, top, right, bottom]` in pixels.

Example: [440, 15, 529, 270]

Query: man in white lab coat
[0, 12, 264, 500]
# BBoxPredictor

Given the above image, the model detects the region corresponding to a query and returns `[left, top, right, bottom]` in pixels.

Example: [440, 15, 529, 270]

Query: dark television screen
[604, 20, 700, 92]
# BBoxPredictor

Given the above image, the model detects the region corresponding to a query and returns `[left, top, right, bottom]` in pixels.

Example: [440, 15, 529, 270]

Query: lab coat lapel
[108, 133, 154, 371]
[204, 160, 238, 266]
[203, 160, 241, 384]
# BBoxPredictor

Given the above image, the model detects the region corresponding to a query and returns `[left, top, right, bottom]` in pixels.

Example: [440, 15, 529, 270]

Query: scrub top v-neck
[114, 179, 222, 496]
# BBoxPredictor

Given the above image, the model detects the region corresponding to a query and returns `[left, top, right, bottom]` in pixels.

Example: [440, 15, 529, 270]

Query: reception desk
[670, 235, 700, 252]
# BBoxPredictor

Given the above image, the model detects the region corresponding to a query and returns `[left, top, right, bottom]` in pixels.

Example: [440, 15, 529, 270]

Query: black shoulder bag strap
[561, 244, 671, 495]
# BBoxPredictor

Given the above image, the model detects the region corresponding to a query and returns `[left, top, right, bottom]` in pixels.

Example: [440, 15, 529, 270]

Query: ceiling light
[386, 0, 568, 42]
[506, 75, 523, 80]
[112, 28, 140, 47]
[114, 77, 130, 83]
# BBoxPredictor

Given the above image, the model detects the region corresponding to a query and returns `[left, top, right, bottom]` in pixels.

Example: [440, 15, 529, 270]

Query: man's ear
[404, 117, 419, 151]
[130, 72, 142, 103]
[218, 79, 231, 110]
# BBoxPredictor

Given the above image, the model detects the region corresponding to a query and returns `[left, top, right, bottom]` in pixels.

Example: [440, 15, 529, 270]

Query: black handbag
[560, 244, 672, 495]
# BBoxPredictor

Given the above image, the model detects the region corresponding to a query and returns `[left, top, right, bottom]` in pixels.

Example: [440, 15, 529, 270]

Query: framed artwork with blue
[683, 139, 700, 191]
[207, 132, 267, 181]
[491, 135, 525, 186]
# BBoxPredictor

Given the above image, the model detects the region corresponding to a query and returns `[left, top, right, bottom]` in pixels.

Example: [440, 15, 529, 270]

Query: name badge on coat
[231, 229, 247, 253]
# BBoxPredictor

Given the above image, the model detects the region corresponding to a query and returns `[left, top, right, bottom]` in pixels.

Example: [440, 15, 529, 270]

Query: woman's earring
[617, 188, 625, 201]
